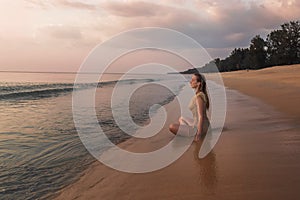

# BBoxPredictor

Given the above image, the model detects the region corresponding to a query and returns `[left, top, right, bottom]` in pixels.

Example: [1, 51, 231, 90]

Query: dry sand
[55, 64, 300, 200]
[221, 64, 300, 121]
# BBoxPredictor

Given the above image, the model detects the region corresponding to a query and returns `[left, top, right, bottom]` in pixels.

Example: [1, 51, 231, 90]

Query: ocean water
[0, 72, 186, 200]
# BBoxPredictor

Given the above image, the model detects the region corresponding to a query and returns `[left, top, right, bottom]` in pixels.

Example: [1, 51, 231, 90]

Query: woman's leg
[169, 123, 180, 135]
[169, 123, 195, 137]
[194, 119, 210, 141]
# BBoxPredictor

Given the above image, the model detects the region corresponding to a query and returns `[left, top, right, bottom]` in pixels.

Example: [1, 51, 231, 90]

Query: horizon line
[0, 70, 175, 75]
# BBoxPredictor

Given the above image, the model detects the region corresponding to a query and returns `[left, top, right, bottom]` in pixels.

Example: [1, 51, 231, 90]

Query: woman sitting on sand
[169, 73, 210, 141]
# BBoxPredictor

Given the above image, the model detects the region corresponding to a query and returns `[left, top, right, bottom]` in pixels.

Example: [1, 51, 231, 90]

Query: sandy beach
[55, 64, 300, 200]
[221, 64, 300, 121]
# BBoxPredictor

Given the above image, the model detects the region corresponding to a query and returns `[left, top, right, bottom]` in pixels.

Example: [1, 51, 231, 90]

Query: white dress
[178, 92, 209, 137]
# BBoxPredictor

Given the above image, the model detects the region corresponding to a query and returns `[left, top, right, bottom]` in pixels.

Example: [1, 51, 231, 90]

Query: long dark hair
[194, 73, 210, 109]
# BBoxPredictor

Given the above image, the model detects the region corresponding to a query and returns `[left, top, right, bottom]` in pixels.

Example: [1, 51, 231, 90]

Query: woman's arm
[179, 116, 188, 125]
[195, 96, 205, 141]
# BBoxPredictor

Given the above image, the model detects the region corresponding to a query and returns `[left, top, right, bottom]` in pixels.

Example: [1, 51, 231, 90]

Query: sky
[0, 0, 299, 72]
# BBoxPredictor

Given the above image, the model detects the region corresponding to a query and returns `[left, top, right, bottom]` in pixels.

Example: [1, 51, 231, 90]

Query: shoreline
[54, 64, 300, 199]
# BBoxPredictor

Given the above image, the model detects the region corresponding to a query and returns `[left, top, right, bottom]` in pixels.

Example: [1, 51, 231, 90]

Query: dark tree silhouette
[249, 35, 267, 69]
[266, 21, 300, 66]
[180, 20, 300, 74]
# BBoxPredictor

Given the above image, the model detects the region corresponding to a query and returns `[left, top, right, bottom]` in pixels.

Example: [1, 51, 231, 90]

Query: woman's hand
[194, 133, 201, 142]
[179, 117, 188, 125]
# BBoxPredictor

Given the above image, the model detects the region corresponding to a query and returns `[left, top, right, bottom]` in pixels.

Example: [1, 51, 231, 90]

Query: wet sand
[55, 64, 300, 200]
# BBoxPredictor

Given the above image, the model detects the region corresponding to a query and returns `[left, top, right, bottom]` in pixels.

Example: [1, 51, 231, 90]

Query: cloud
[24, 0, 300, 52]
[25, 0, 97, 10]
[225, 33, 247, 43]
[24, 0, 52, 9]
[37, 24, 83, 40]
[102, 1, 161, 17]
[34, 23, 105, 49]
[98, 0, 300, 55]
[56, 0, 97, 10]
[2, 0, 300, 71]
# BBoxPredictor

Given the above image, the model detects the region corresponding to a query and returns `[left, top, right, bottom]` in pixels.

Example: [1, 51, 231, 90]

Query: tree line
[182, 20, 300, 73]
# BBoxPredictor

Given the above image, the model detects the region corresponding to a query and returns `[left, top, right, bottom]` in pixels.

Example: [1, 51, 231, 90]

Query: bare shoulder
[196, 92, 206, 103]
[195, 95, 204, 105]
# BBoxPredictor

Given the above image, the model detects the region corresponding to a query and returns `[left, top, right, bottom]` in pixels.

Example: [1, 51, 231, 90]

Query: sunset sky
[0, 0, 299, 72]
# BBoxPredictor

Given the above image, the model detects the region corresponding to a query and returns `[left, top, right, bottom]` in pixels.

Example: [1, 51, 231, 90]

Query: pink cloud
[1, 0, 300, 71]
[57, 0, 97, 10]
[25, 0, 97, 10]
[100, 1, 201, 30]
[99, 0, 300, 48]
[102, 1, 161, 17]
[37, 25, 83, 40]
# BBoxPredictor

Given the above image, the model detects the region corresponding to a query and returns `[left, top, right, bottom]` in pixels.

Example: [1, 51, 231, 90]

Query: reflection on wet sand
[193, 130, 218, 195]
